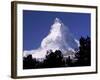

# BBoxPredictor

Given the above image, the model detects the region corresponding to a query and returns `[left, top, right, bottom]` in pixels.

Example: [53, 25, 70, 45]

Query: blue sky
[23, 10, 91, 50]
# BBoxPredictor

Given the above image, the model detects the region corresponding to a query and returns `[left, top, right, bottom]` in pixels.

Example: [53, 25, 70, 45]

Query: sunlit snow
[23, 18, 79, 60]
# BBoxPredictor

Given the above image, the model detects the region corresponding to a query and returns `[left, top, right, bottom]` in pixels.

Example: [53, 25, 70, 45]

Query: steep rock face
[24, 18, 79, 59]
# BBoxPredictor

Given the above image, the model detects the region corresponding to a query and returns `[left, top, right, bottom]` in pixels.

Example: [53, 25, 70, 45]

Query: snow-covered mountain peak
[54, 17, 62, 23]
[24, 18, 79, 60]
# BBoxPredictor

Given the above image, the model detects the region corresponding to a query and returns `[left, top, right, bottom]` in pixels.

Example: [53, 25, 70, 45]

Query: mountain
[24, 18, 79, 60]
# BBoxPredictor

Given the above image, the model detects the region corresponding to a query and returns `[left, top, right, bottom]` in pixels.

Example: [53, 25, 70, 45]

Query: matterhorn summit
[24, 18, 79, 60]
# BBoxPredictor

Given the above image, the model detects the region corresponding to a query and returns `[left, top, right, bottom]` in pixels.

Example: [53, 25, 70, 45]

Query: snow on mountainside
[24, 18, 79, 60]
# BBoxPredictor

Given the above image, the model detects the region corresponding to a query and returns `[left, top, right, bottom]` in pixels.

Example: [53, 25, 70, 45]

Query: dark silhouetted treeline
[74, 36, 91, 66]
[23, 36, 91, 69]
